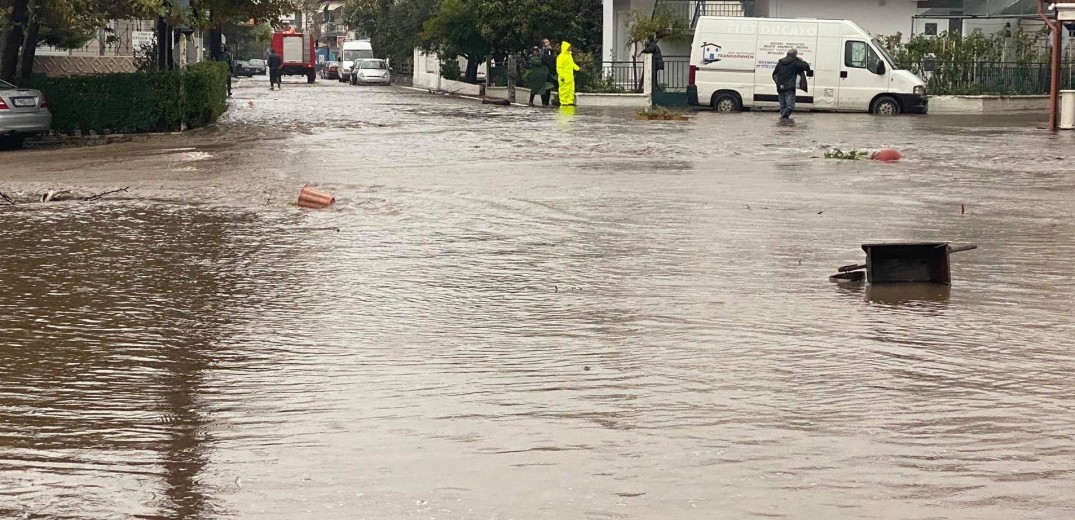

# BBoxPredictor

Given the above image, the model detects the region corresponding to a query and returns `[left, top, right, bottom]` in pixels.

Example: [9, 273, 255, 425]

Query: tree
[418, 0, 601, 83]
[624, 6, 691, 50]
[419, 0, 489, 82]
[220, 20, 272, 60]
[196, 0, 294, 28]
[344, 0, 438, 66]
[1, 0, 166, 81]
[474, 0, 601, 57]
[196, 0, 294, 60]
[343, 0, 603, 83]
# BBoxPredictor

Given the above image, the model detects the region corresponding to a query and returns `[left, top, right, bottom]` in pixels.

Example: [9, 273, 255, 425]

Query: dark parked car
[236, 58, 267, 77]
[320, 61, 339, 80]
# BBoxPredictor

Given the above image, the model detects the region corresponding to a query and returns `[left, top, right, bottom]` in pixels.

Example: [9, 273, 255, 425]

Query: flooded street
[2, 77, 1075, 519]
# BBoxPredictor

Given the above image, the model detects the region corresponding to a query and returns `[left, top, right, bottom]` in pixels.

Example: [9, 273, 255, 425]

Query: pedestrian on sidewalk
[556, 41, 580, 106]
[525, 47, 551, 106]
[772, 48, 811, 119]
[268, 48, 282, 90]
[640, 35, 664, 92]
[219, 44, 234, 97]
[541, 38, 557, 103]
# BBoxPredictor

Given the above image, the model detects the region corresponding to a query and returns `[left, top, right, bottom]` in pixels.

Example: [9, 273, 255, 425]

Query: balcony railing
[653, 0, 755, 29]
[320, 22, 345, 36]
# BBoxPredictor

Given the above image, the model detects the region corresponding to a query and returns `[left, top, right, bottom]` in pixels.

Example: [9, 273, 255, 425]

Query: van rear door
[838, 40, 889, 111]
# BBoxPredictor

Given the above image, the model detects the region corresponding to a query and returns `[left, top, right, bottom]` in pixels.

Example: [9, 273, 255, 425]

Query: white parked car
[351, 59, 391, 86]
[338, 40, 374, 82]
[0, 79, 51, 150]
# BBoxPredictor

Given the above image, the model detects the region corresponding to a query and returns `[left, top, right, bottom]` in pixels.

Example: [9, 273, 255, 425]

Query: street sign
[132, 31, 156, 56]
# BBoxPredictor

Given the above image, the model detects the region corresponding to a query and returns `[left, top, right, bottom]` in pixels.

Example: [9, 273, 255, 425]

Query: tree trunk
[465, 58, 479, 83]
[157, 16, 169, 70]
[209, 27, 223, 61]
[0, 0, 31, 82]
[506, 53, 516, 103]
[18, 20, 39, 80]
[156, 17, 177, 70]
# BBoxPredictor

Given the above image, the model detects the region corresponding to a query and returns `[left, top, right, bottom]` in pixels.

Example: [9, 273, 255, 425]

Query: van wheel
[872, 96, 901, 115]
[712, 93, 741, 113]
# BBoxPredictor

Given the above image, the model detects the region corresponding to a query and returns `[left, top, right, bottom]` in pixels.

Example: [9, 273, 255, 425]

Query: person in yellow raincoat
[556, 41, 580, 106]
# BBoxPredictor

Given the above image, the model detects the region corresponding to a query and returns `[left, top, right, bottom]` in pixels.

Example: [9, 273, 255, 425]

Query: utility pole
[1040, 1, 1070, 132]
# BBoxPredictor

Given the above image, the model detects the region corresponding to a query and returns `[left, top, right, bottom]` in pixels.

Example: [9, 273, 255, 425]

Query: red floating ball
[872, 149, 903, 162]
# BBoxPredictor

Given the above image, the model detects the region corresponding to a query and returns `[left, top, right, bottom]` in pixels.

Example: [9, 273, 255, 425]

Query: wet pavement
[2, 77, 1075, 519]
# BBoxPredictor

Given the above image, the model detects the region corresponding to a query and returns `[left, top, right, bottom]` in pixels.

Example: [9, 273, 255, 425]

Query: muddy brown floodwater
[2, 77, 1075, 520]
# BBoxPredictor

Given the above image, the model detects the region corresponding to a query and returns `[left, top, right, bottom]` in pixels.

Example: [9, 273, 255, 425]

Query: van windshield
[872, 38, 898, 68]
[343, 49, 373, 61]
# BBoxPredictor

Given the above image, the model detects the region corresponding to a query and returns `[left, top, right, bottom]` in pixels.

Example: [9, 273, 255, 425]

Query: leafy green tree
[418, 0, 602, 83]
[624, 6, 691, 50]
[221, 20, 273, 60]
[344, 0, 603, 83]
[419, 0, 489, 81]
[197, 0, 294, 60]
[344, 0, 438, 66]
[2, 0, 167, 81]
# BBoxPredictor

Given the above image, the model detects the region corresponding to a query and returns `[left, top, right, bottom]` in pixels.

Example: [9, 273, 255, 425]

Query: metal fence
[576, 60, 643, 93]
[637, 59, 1075, 95]
[391, 62, 414, 86]
[659, 57, 691, 92]
[653, 0, 755, 27]
[577, 57, 692, 93]
[68, 19, 155, 57]
[926, 62, 1075, 95]
[391, 62, 414, 77]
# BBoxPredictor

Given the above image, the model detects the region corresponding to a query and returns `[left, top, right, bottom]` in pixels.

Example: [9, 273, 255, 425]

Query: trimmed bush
[24, 62, 229, 135]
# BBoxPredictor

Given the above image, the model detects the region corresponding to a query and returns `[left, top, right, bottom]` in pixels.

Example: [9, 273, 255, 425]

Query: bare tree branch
[82, 187, 129, 201]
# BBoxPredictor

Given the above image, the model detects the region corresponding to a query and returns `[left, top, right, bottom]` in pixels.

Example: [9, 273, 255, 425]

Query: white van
[339, 39, 374, 82]
[687, 17, 927, 115]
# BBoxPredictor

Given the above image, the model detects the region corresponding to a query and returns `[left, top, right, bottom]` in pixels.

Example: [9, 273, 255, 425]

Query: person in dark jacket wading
[267, 48, 283, 90]
[540, 38, 557, 105]
[772, 48, 811, 119]
[218, 44, 234, 97]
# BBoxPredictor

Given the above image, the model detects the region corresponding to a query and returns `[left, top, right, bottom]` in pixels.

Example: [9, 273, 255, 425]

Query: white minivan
[338, 39, 375, 82]
[687, 16, 927, 115]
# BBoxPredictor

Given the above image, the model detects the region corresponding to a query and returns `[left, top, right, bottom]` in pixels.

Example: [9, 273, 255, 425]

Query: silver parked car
[351, 59, 391, 86]
[0, 79, 51, 149]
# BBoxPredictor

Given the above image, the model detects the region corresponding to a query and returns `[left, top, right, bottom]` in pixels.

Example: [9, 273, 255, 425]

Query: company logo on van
[701, 42, 721, 64]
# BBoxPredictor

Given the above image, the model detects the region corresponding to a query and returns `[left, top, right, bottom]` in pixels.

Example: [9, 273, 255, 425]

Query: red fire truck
[271, 32, 316, 83]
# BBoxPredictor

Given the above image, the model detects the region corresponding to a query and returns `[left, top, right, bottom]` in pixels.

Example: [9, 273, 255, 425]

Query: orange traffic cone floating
[871, 149, 903, 162]
[297, 185, 335, 209]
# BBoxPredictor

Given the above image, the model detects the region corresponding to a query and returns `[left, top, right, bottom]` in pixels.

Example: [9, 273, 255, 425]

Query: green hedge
[24, 62, 229, 135]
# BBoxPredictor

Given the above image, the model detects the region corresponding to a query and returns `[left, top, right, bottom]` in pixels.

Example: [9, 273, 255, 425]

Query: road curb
[399, 85, 527, 107]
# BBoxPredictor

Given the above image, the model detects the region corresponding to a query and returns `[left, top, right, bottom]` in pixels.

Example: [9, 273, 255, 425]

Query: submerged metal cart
[831, 242, 978, 285]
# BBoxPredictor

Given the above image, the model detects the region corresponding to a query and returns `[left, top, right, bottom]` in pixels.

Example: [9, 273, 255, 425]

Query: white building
[600, 0, 1049, 64]
[602, 0, 923, 64]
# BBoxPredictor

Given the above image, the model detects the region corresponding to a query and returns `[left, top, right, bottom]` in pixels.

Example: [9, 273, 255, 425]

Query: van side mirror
[875, 61, 886, 75]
